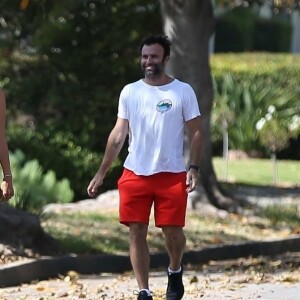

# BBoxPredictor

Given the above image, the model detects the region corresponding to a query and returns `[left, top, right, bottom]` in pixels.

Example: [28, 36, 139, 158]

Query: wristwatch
[188, 165, 200, 172]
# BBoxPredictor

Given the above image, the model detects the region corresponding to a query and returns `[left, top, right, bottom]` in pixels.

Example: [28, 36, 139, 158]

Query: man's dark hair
[139, 35, 171, 58]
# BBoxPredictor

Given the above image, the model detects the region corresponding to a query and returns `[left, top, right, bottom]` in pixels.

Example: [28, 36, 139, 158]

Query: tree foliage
[1, 0, 161, 151]
[216, 0, 300, 11]
[0, 0, 162, 198]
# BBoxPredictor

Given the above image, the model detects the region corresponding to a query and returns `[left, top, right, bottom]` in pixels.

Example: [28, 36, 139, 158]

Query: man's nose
[146, 57, 153, 64]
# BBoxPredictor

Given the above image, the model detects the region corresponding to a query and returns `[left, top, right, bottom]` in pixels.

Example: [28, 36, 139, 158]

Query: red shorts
[117, 169, 188, 227]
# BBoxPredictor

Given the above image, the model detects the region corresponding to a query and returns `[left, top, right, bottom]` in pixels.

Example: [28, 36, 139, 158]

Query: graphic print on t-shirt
[156, 99, 172, 113]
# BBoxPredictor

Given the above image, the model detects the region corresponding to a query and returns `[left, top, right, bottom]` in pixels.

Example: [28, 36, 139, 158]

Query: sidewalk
[1, 236, 300, 288]
[0, 251, 299, 299]
[1, 188, 299, 299]
[1, 215, 299, 299]
[0, 268, 299, 300]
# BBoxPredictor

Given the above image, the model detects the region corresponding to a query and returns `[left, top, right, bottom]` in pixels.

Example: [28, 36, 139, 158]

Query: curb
[0, 235, 299, 287]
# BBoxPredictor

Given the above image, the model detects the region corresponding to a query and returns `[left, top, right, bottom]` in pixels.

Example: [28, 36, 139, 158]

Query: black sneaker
[166, 265, 184, 300]
[137, 290, 153, 300]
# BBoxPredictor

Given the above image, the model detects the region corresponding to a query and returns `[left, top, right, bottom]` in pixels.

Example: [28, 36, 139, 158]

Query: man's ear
[163, 55, 170, 65]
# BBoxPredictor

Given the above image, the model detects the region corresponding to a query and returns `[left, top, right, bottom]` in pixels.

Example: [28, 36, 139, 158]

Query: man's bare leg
[162, 226, 186, 270]
[163, 226, 186, 299]
[129, 223, 150, 290]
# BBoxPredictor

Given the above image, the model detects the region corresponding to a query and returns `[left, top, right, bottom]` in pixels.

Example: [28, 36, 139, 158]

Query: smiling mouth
[146, 66, 154, 71]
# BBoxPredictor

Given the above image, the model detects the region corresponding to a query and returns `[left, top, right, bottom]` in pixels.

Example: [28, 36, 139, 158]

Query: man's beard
[142, 62, 164, 79]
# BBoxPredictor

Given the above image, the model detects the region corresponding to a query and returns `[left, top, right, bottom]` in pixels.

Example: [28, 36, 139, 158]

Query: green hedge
[215, 7, 256, 52]
[254, 18, 292, 52]
[211, 53, 300, 158]
[215, 8, 292, 53]
[211, 53, 300, 90]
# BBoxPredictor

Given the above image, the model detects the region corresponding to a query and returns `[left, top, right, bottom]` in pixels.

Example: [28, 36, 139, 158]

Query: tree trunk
[0, 203, 58, 256]
[159, 0, 237, 210]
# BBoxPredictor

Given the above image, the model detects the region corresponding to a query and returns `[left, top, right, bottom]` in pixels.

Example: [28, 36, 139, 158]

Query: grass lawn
[213, 157, 300, 187]
[42, 209, 300, 256]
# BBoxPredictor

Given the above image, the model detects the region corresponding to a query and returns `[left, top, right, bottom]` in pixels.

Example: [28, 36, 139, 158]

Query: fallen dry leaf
[277, 273, 300, 283]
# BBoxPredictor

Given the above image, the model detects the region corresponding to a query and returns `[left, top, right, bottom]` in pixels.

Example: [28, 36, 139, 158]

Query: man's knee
[129, 222, 148, 241]
[162, 226, 185, 242]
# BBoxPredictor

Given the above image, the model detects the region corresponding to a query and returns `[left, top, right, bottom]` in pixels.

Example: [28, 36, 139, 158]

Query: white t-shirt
[117, 78, 200, 175]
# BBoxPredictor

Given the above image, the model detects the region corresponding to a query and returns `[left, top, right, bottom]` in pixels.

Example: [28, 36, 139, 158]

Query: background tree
[159, 0, 237, 210]
[158, 0, 300, 210]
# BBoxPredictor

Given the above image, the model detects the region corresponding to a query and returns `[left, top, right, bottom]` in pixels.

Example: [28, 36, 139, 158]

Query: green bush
[215, 8, 292, 53]
[215, 7, 256, 52]
[211, 54, 300, 101]
[7, 126, 123, 199]
[9, 150, 74, 213]
[211, 54, 300, 155]
[254, 18, 292, 52]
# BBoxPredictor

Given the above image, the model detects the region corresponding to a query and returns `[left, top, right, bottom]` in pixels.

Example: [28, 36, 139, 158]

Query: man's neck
[143, 74, 174, 86]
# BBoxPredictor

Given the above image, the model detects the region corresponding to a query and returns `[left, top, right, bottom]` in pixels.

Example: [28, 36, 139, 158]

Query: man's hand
[186, 169, 199, 193]
[87, 172, 105, 198]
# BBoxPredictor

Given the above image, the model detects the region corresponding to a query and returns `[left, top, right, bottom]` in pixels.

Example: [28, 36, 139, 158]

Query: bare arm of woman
[0, 89, 14, 201]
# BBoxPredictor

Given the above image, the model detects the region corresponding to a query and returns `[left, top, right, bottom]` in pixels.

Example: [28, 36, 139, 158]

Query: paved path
[0, 268, 299, 300]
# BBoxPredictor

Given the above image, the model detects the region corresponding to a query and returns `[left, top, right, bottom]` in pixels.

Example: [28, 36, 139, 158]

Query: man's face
[141, 44, 167, 78]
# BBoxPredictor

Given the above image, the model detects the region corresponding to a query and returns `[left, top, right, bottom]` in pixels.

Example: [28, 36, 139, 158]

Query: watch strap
[189, 165, 200, 172]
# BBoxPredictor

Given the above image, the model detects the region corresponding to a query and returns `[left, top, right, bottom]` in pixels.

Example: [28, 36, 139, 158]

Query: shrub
[214, 8, 292, 53]
[215, 7, 256, 52]
[9, 149, 74, 213]
[211, 54, 300, 156]
[7, 126, 123, 199]
[254, 18, 292, 52]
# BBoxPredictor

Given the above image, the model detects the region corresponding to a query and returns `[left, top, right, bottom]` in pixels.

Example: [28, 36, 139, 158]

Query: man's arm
[185, 116, 201, 193]
[87, 117, 129, 197]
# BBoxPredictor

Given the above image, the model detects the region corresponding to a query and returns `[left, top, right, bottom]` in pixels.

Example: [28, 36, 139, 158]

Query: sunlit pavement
[0, 268, 299, 300]
[0, 252, 299, 299]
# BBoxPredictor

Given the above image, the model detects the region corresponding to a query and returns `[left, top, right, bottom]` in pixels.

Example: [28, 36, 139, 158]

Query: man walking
[87, 35, 201, 300]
